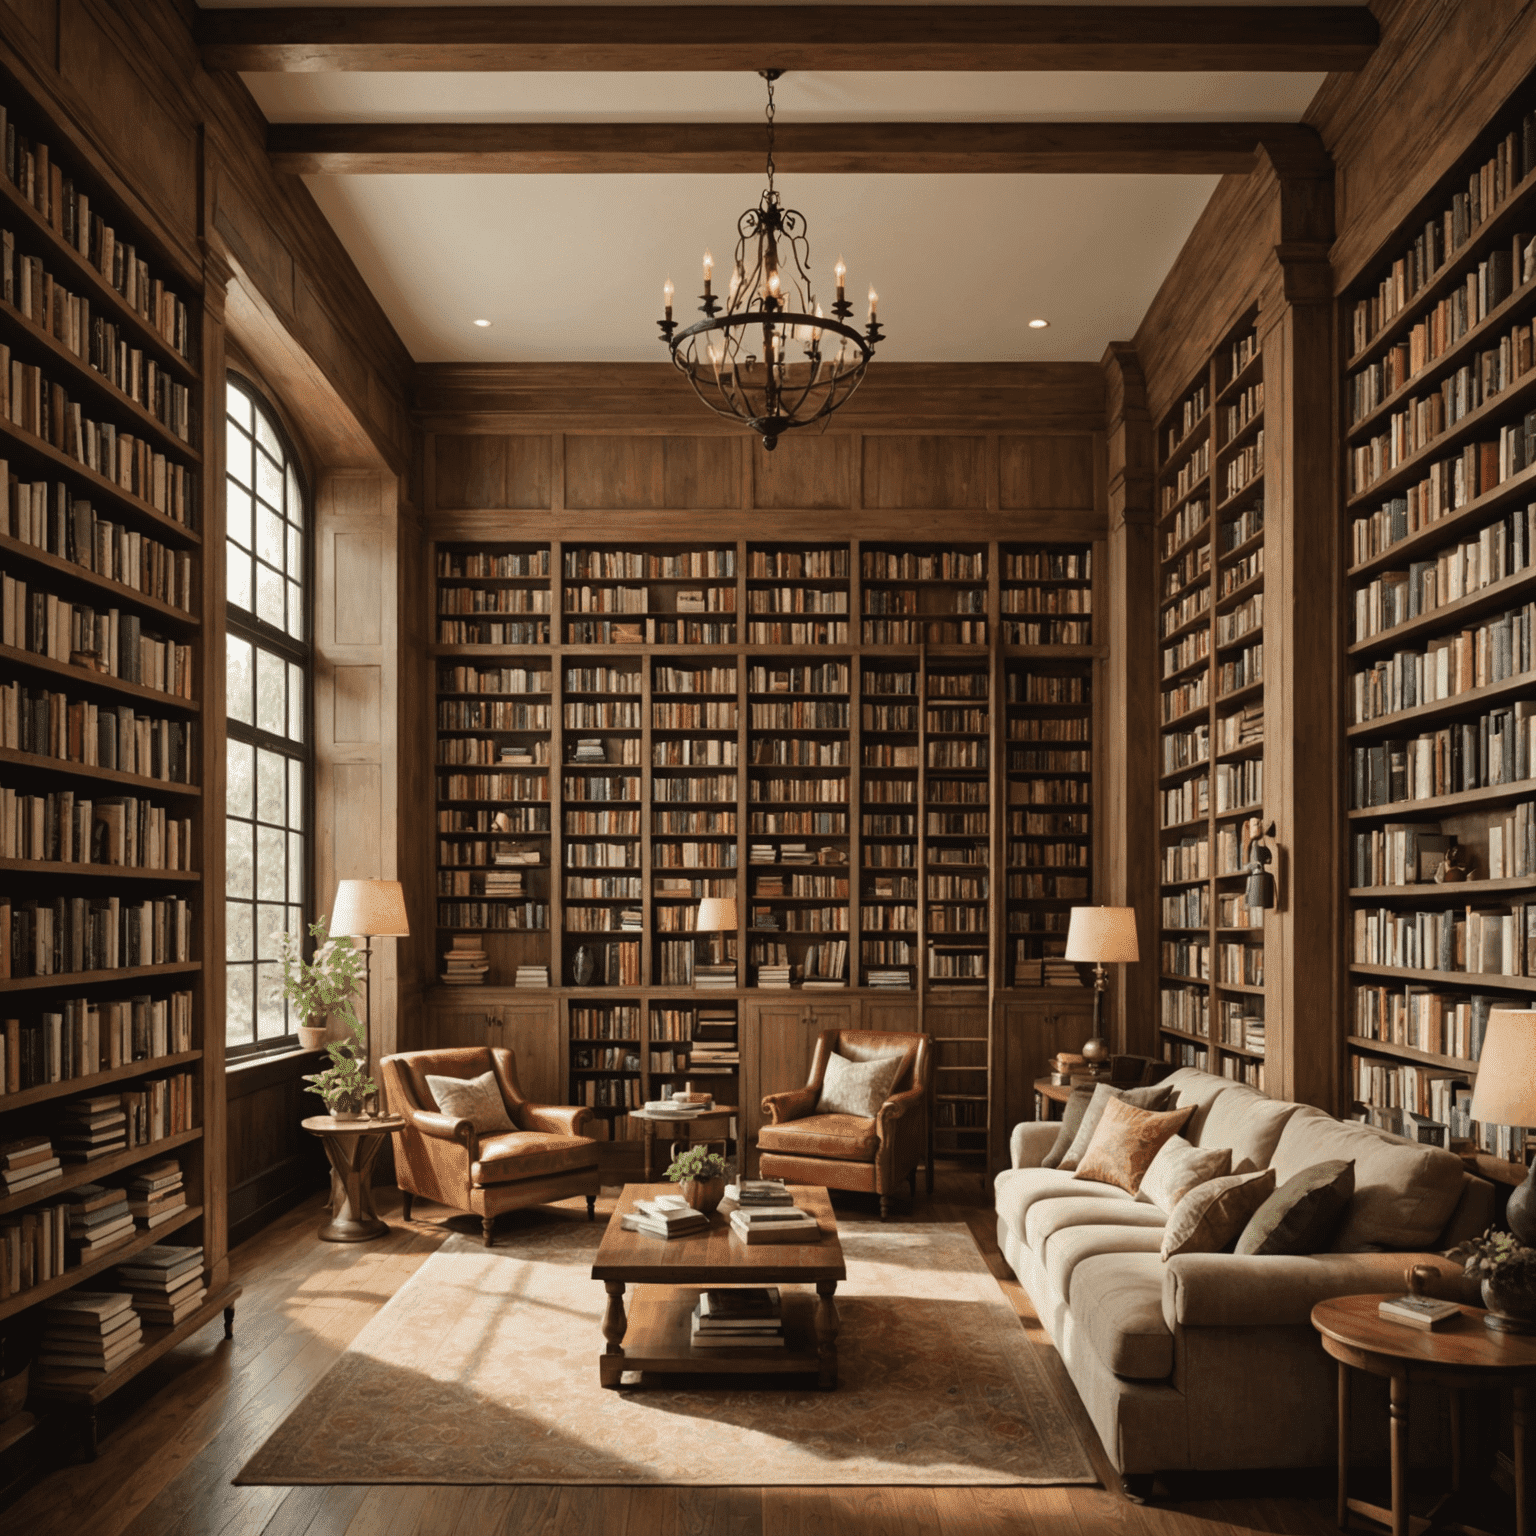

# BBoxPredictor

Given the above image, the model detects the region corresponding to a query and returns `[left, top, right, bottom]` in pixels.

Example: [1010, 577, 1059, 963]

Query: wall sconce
[1243, 819, 1276, 911]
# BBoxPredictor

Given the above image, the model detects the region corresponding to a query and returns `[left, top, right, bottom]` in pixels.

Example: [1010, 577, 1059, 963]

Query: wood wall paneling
[861, 435, 989, 510]
[563, 434, 743, 510]
[750, 434, 855, 509]
[2, 0, 56, 64]
[433, 433, 553, 510]
[224, 1053, 329, 1248]
[999, 434, 1099, 511]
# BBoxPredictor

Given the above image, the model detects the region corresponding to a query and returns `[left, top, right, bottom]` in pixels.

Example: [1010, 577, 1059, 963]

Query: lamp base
[1508, 1165, 1536, 1248]
[1081, 1037, 1111, 1066]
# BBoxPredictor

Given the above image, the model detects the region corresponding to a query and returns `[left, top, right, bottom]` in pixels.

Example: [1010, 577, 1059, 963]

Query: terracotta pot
[680, 1176, 726, 1216]
[0, 1364, 27, 1421]
[297, 1024, 328, 1051]
[1483, 1270, 1536, 1333]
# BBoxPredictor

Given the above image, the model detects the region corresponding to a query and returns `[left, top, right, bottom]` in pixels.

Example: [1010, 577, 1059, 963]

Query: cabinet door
[420, 1005, 499, 1052]
[863, 1000, 920, 1034]
[997, 997, 1096, 1135]
[497, 1004, 560, 1106]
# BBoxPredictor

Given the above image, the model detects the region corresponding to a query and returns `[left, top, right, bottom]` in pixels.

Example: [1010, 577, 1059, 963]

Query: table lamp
[1469, 1008, 1536, 1247]
[331, 879, 410, 1074]
[695, 896, 737, 985]
[1064, 905, 1140, 1065]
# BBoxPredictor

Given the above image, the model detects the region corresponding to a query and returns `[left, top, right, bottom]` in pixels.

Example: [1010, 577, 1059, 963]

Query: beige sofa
[995, 1067, 1494, 1487]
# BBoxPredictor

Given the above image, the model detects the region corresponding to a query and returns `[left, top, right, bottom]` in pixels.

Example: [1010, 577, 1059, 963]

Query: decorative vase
[680, 1176, 726, 1216]
[297, 1021, 328, 1051]
[573, 946, 595, 987]
[1483, 1270, 1536, 1333]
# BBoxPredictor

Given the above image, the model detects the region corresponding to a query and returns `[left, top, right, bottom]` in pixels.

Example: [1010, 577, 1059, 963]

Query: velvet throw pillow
[1072, 1097, 1197, 1195]
[1056, 1081, 1175, 1172]
[1235, 1160, 1356, 1257]
[818, 1051, 904, 1119]
[1160, 1168, 1277, 1260]
[425, 1069, 515, 1135]
[1138, 1135, 1232, 1215]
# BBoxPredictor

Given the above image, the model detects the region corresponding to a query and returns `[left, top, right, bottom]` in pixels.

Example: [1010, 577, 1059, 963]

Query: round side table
[1312, 1292, 1536, 1536]
[631, 1106, 736, 1181]
[302, 1114, 405, 1242]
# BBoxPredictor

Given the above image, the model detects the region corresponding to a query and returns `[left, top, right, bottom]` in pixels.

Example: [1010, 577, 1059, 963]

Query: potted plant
[301, 1013, 378, 1120]
[1447, 1225, 1536, 1332]
[280, 916, 366, 1051]
[665, 1146, 729, 1215]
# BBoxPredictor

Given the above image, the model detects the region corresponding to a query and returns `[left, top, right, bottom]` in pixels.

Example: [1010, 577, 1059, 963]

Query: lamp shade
[1064, 906, 1139, 964]
[330, 879, 410, 939]
[696, 897, 738, 933]
[1469, 1009, 1536, 1126]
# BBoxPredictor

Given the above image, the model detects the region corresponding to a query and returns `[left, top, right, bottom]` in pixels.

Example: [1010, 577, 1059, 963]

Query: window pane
[256, 504, 284, 568]
[227, 740, 254, 818]
[254, 407, 282, 462]
[256, 563, 285, 630]
[227, 542, 251, 613]
[256, 902, 286, 960]
[226, 900, 253, 963]
[226, 421, 252, 488]
[226, 820, 253, 899]
[228, 485, 253, 552]
[288, 759, 304, 830]
[286, 467, 303, 527]
[286, 581, 304, 642]
[256, 646, 286, 736]
[256, 450, 284, 510]
[256, 962, 286, 1039]
[227, 382, 252, 431]
[226, 965, 253, 1047]
[227, 635, 253, 725]
[288, 661, 305, 742]
[288, 833, 305, 901]
[257, 747, 285, 825]
[257, 824, 286, 900]
[287, 525, 302, 577]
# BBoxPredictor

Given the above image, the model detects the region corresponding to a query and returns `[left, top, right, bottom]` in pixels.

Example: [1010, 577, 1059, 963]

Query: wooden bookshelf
[0, 68, 232, 1428]
[1154, 310, 1269, 1085]
[1340, 78, 1536, 1161]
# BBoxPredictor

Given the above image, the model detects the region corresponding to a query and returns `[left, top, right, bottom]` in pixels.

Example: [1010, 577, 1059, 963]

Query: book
[699, 1287, 780, 1319]
[729, 1216, 820, 1245]
[1378, 1294, 1460, 1330]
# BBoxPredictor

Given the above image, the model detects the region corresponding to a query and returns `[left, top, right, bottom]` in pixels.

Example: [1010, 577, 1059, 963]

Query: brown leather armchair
[757, 1029, 931, 1220]
[382, 1046, 601, 1245]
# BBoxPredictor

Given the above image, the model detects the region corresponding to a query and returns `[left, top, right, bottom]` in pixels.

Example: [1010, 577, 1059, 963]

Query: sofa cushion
[995, 1165, 1134, 1243]
[1160, 1067, 1248, 1144]
[1044, 1220, 1168, 1312]
[471, 1131, 599, 1186]
[1161, 1168, 1276, 1259]
[1059, 1081, 1175, 1171]
[1236, 1160, 1355, 1256]
[1073, 1097, 1197, 1195]
[1069, 1252, 1176, 1380]
[757, 1112, 879, 1161]
[1042, 1085, 1094, 1169]
[1270, 1108, 1466, 1251]
[1138, 1135, 1232, 1214]
[818, 1051, 903, 1119]
[1195, 1084, 1302, 1172]
[1027, 1194, 1167, 1259]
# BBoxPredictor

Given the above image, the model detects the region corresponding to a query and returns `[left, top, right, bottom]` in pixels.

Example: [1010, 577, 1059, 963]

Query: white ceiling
[220, 5, 1352, 362]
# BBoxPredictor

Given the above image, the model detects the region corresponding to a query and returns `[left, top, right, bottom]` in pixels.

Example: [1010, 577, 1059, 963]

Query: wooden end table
[302, 1114, 404, 1242]
[631, 1105, 737, 1181]
[590, 1183, 846, 1392]
[1312, 1292, 1536, 1536]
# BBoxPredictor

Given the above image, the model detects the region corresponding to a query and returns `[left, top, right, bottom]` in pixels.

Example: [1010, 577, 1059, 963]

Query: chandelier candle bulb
[703, 250, 713, 292]
[835, 256, 846, 297]
[663, 278, 674, 321]
[868, 286, 879, 319]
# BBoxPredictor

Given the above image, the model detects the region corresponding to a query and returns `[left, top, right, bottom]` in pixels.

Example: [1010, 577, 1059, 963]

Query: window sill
[227, 1042, 326, 1096]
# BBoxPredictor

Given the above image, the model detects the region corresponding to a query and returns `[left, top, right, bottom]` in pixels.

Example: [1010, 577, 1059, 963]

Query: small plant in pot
[665, 1147, 729, 1216]
[301, 1013, 378, 1120]
[1447, 1225, 1536, 1332]
[280, 916, 366, 1051]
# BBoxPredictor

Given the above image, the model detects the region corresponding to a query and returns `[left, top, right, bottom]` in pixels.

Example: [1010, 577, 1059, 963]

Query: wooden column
[1101, 343, 1158, 1054]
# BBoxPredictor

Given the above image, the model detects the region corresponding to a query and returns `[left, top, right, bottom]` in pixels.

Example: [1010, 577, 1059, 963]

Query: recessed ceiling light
[473, 318, 493, 328]
[1028, 318, 1050, 330]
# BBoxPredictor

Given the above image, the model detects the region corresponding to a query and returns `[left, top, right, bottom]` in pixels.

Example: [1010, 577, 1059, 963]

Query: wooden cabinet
[994, 993, 1096, 1164]
[862, 999, 921, 1033]
[418, 995, 561, 1105]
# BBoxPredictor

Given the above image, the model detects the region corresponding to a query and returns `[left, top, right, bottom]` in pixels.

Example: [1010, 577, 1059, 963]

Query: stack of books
[514, 964, 550, 988]
[749, 844, 776, 865]
[688, 1010, 739, 1070]
[127, 1157, 186, 1230]
[729, 1177, 794, 1208]
[499, 745, 535, 767]
[780, 844, 814, 866]
[572, 738, 606, 764]
[62, 1183, 134, 1260]
[483, 868, 524, 897]
[618, 908, 644, 932]
[36, 1291, 142, 1383]
[867, 969, 911, 990]
[691, 1287, 785, 1349]
[757, 963, 792, 989]
[441, 936, 489, 987]
[1043, 960, 1085, 988]
[730, 1206, 820, 1245]
[0, 1136, 59, 1199]
[693, 962, 736, 989]
[494, 845, 540, 866]
[642, 1097, 711, 1120]
[1048, 1051, 1105, 1087]
[55, 1094, 128, 1162]
[620, 1194, 709, 1240]
[116, 1243, 205, 1325]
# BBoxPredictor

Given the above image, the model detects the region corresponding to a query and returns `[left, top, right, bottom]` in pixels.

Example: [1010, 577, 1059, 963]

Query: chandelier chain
[764, 73, 776, 196]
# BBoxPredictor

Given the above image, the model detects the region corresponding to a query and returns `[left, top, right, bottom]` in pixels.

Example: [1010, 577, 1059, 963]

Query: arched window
[224, 375, 310, 1054]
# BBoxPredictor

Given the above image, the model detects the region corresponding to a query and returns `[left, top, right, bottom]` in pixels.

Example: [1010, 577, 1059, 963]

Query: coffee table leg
[1337, 1360, 1350, 1530]
[1389, 1371, 1408, 1536]
[815, 1280, 840, 1391]
[600, 1281, 628, 1389]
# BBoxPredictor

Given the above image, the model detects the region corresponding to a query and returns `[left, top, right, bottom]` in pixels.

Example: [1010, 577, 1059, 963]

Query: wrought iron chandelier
[658, 70, 884, 452]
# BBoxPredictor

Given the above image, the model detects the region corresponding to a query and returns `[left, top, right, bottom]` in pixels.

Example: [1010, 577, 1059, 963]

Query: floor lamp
[331, 879, 410, 1101]
[1064, 906, 1140, 1066]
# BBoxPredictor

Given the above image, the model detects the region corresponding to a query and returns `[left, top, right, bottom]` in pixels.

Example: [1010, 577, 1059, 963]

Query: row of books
[0, 787, 193, 869]
[0, 683, 196, 782]
[0, 990, 193, 1092]
[2, 893, 193, 977]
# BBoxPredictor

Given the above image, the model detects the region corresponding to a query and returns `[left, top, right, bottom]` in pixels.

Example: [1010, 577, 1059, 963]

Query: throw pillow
[818, 1051, 904, 1119]
[1160, 1168, 1276, 1260]
[1072, 1097, 1197, 1195]
[1041, 1086, 1094, 1169]
[1057, 1080, 1174, 1172]
[1138, 1135, 1232, 1214]
[1235, 1160, 1356, 1257]
[425, 1069, 515, 1135]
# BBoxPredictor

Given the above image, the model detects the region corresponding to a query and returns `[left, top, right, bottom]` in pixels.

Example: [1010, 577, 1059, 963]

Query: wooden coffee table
[590, 1183, 847, 1391]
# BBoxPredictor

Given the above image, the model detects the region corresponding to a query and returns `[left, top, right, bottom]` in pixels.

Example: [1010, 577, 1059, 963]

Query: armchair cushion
[471, 1130, 601, 1187]
[757, 1112, 879, 1161]
[425, 1069, 514, 1135]
[818, 1051, 904, 1119]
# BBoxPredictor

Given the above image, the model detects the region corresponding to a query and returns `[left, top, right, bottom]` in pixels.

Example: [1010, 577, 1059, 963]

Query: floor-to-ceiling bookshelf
[1341, 82, 1536, 1160]
[0, 66, 234, 1446]
[1155, 312, 1269, 1089]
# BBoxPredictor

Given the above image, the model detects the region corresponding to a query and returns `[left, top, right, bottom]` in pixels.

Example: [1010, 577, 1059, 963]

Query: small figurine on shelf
[1433, 841, 1472, 883]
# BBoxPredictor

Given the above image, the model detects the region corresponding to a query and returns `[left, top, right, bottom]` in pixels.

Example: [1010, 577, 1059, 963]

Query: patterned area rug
[235, 1221, 1097, 1486]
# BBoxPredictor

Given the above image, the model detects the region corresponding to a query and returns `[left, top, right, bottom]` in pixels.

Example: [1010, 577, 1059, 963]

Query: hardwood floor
[6, 1174, 1344, 1536]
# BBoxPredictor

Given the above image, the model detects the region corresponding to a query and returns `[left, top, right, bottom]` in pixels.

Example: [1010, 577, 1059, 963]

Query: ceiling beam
[267, 121, 1330, 177]
[202, 7, 1378, 73]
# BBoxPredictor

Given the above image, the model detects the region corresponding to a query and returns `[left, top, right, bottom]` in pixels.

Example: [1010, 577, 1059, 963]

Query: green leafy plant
[280, 915, 365, 1031]
[302, 1013, 378, 1114]
[665, 1147, 728, 1184]
[1447, 1226, 1536, 1279]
